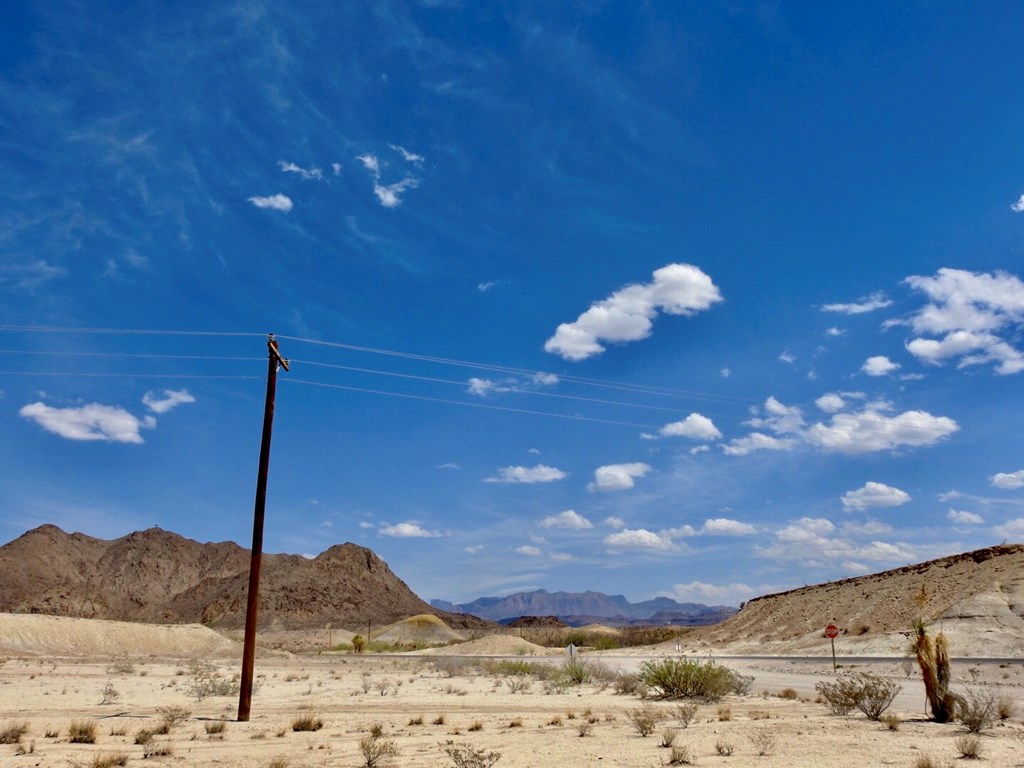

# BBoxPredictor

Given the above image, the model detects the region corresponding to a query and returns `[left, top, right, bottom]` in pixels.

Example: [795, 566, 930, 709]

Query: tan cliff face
[683, 544, 1024, 656]
[0, 524, 490, 631]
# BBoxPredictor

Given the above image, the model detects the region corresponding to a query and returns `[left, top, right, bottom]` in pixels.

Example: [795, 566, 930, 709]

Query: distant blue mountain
[431, 589, 735, 627]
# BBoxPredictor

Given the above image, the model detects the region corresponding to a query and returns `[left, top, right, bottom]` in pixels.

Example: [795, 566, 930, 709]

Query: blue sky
[2, 1, 1023, 607]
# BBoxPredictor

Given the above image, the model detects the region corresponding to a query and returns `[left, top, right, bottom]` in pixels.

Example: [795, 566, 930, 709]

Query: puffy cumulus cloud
[947, 509, 983, 525]
[544, 264, 722, 361]
[862, 356, 900, 376]
[603, 528, 675, 551]
[604, 516, 625, 529]
[821, 291, 893, 315]
[19, 402, 155, 444]
[993, 518, 1024, 538]
[516, 545, 542, 556]
[379, 522, 442, 538]
[805, 405, 958, 454]
[841, 482, 911, 511]
[142, 388, 195, 414]
[248, 193, 293, 211]
[758, 516, 915, 564]
[724, 396, 957, 456]
[539, 510, 593, 530]
[701, 518, 756, 535]
[841, 561, 872, 574]
[587, 462, 651, 492]
[990, 469, 1024, 490]
[485, 465, 567, 484]
[721, 433, 797, 456]
[898, 268, 1024, 375]
[658, 413, 722, 440]
[1012, 194, 1024, 213]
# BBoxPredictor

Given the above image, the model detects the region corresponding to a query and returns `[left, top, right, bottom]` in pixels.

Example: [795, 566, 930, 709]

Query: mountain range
[431, 590, 735, 626]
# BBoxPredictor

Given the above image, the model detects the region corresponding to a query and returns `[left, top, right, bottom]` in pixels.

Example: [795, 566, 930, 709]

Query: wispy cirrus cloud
[820, 291, 892, 315]
[485, 465, 567, 484]
[545, 264, 722, 361]
[356, 145, 424, 208]
[248, 193, 293, 211]
[142, 389, 195, 414]
[947, 509, 983, 525]
[278, 160, 323, 180]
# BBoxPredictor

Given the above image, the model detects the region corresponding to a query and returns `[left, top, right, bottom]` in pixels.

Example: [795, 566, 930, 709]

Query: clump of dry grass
[714, 740, 734, 756]
[626, 704, 663, 737]
[955, 734, 982, 760]
[882, 712, 901, 731]
[778, 687, 799, 699]
[205, 720, 227, 737]
[358, 733, 398, 768]
[90, 752, 128, 768]
[68, 720, 97, 744]
[0, 722, 28, 744]
[467, 720, 483, 732]
[667, 744, 693, 765]
[290, 714, 323, 732]
[442, 741, 502, 768]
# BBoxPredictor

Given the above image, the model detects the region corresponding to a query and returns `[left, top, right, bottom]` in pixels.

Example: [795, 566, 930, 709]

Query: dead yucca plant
[913, 620, 956, 723]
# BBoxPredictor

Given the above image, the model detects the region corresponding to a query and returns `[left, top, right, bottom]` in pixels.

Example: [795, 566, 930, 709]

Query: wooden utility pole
[237, 334, 289, 722]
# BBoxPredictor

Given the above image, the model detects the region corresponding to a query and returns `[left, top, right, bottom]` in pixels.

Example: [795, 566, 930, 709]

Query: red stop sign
[825, 624, 840, 639]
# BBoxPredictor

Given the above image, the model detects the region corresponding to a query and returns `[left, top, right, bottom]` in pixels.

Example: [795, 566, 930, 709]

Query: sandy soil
[2, 617, 1023, 767]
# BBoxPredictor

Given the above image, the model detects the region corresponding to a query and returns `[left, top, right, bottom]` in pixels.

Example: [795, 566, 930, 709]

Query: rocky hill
[0, 525, 490, 631]
[433, 589, 735, 626]
[686, 544, 1024, 656]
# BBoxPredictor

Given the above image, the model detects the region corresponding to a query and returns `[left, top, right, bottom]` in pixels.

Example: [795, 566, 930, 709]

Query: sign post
[825, 624, 839, 671]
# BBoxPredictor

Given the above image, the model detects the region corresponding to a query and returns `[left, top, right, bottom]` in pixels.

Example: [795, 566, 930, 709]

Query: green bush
[638, 658, 748, 702]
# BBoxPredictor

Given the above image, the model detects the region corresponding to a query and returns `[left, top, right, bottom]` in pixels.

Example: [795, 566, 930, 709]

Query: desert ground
[2, 615, 1023, 768]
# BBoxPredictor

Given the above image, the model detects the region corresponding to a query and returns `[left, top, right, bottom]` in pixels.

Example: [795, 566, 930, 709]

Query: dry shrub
[432, 715, 446, 725]
[996, 695, 1017, 720]
[957, 688, 996, 733]
[0, 722, 28, 744]
[467, 721, 483, 732]
[882, 712, 901, 731]
[134, 729, 153, 745]
[69, 720, 97, 744]
[443, 741, 502, 768]
[778, 687, 799, 700]
[90, 752, 128, 768]
[659, 728, 678, 747]
[716, 705, 731, 721]
[157, 706, 191, 728]
[667, 744, 693, 765]
[626, 704, 663, 737]
[749, 728, 776, 756]
[913, 756, 952, 768]
[142, 740, 173, 758]
[291, 714, 323, 732]
[576, 722, 592, 737]
[954, 734, 982, 760]
[359, 733, 398, 768]
[814, 671, 900, 720]
[714, 740, 734, 756]
[675, 702, 698, 727]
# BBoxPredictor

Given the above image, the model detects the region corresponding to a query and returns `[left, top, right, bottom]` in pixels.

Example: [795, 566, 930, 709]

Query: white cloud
[467, 377, 503, 396]
[701, 518, 756, 535]
[465, 545, 484, 554]
[841, 482, 911, 511]
[841, 520, 893, 536]
[142, 388, 195, 414]
[993, 518, 1024, 539]
[603, 528, 674, 551]
[544, 264, 722, 361]
[991, 469, 1024, 490]
[587, 462, 651, 492]
[841, 561, 871, 574]
[947, 509, 983, 525]
[379, 522, 441, 538]
[516, 545, 542, 556]
[899, 268, 1024, 375]
[248, 194, 293, 211]
[690, 445, 711, 455]
[485, 465, 567, 484]
[862, 356, 900, 376]
[821, 291, 893, 314]
[478, 280, 500, 292]
[1011, 194, 1024, 213]
[373, 178, 419, 208]
[658, 413, 722, 440]
[278, 160, 323, 180]
[331, 163, 342, 175]
[815, 393, 846, 413]
[720, 368, 731, 378]
[437, 463, 460, 470]
[390, 144, 425, 164]
[604, 516, 625, 529]
[539, 510, 593, 530]
[721, 433, 797, 456]
[19, 402, 155, 444]
[779, 351, 795, 364]
[356, 154, 380, 174]
[664, 581, 756, 603]
[759, 516, 915, 564]
[806, 405, 958, 454]
[825, 327, 846, 337]
[532, 372, 559, 386]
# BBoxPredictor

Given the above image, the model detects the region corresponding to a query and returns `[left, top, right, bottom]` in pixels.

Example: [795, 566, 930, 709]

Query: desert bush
[432, 714, 446, 725]
[290, 714, 323, 732]
[443, 741, 502, 768]
[368, 722, 385, 738]
[504, 676, 531, 694]
[554, 657, 601, 687]
[660, 728, 678, 747]
[957, 688, 996, 733]
[351, 634, 366, 653]
[576, 722, 592, 737]
[778, 687, 798, 700]
[954, 734, 982, 759]
[667, 744, 693, 765]
[815, 672, 900, 719]
[467, 720, 483, 732]
[639, 658, 748, 702]
[675, 702, 698, 727]
[186, 666, 239, 701]
[69, 720, 97, 744]
[914, 622, 956, 723]
[101, 682, 120, 704]
[267, 759, 290, 768]
[0, 721, 28, 744]
[749, 728, 776, 756]
[714, 740, 734, 756]
[483, 659, 539, 677]
[626, 703, 663, 737]
[205, 721, 227, 736]
[157, 706, 191, 728]
[107, 659, 136, 675]
[359, 733, 398, 768]
[408, 716, 424, 726]
[613, 671, 646, 697]
[142, 740, 173, 758]
[883, 712, 901, 731]
[996, 694, 1017, 720]
[90, 752, 128, 768]
[134, 729, 153, 745]
[913, 757, 952, 768]
[716, 705, 731, 721]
